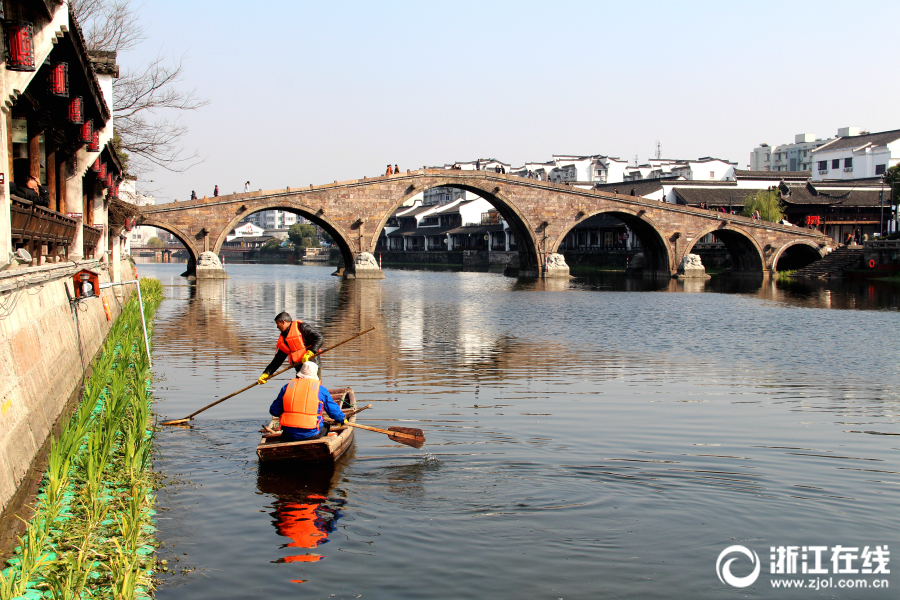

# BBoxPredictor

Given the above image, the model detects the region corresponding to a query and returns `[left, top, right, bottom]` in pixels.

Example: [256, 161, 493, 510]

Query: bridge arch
[370, 178, 542, 274]
[685, 224, 765, 272]
[138, 218, 202, 263]
[551, 208, 673, 275]
[212, 202, 356, 269]
[770, 240, 825, 271]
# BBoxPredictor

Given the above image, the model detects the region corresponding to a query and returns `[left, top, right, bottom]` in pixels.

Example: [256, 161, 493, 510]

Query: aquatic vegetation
[0, 278, 163, 600]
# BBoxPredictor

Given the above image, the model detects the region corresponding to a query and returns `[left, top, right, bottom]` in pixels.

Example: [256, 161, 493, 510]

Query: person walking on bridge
[268, 362, 345, 441]
[258, 311, 324, 385]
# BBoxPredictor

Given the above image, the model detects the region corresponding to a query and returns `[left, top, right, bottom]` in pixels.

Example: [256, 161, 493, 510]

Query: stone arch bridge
[138, 169, 832, 279]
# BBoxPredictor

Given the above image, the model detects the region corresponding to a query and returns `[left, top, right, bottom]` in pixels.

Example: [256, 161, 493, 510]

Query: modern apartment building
[810, 127, 900, 181]
[750, 132, 835, 172]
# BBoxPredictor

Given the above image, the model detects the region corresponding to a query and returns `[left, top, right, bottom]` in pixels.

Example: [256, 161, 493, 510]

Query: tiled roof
[663, 180, 737, 187]
[446, 224, 505, 235]
[782, 182, 891, 207]
[395, 204, 435, 217]
[733, 169, 810, 181]
[384, 226, 418, 236]
[814, 177, 885, 186]
[593, 177, 679, 196]
[672, 188, 749, 207]
[812, 129, 900, 153]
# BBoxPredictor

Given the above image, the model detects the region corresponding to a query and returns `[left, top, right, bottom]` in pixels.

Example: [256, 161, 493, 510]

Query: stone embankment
[0, 278, 164, 599]
[0, 260, 137, 520]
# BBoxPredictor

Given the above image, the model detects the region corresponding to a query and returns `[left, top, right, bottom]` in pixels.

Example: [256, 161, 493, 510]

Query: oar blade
[388, 426, 426, 449]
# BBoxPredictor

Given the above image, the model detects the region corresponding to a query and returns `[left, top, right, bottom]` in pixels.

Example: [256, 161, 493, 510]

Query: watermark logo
[717, 544, 890, 590]
[716, 545, 761, 588]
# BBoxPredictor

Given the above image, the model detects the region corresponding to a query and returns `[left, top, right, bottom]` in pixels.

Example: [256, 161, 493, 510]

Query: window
[844, 157, 852, 168]
[832, 159, 840, 169]
[876, 164, 886, 175]
[710, 171, 715, 178]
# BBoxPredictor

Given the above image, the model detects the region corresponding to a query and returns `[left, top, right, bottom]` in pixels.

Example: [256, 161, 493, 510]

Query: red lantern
[80, 120, 93, 143]
[68, 96, 84, 124]
[4, 21, 35, 72]
[91, 158, 101, 172]
[106, 173, 114, 188]
[49, 62, 69, 97]
[98, 162, 107, 179]
[88, 130, 100, 152]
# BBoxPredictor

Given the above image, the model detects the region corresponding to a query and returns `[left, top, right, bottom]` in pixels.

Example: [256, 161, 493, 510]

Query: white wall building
[810, 128, 900, 181]
[750, 133, 834, 172]
[246, 210, 303, 230]
[118, 178, 156, 252]
[226, 222, 266, 242]
[624, 158, 736, 182]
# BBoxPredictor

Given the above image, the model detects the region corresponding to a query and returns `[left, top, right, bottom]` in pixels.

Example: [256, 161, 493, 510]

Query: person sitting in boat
[269, 362, 345, 441]
[258, 311, 324, 385]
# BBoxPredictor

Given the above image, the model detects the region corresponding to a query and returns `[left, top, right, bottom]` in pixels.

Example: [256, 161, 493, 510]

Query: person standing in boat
[258, 311, 324, 385]
[269, 362, 345, 440]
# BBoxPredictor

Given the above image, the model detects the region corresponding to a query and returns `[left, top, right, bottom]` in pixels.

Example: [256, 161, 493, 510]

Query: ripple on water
[141, 264, 900, 600]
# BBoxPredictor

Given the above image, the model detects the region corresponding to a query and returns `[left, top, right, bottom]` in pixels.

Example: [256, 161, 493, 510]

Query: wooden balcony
[10, 196, 79, 263]
[83, 225, 102, 258]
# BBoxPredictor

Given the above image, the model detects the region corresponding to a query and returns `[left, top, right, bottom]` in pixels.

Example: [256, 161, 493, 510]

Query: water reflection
[258, 461, 347, 575]
[142, 264, 900, 600]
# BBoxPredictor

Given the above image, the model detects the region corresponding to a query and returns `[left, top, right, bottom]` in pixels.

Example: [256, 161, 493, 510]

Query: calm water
[140, 263, 900, 599]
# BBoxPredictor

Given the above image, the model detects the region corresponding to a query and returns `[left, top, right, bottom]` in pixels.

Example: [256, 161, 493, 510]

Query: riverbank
[0, 278, 163, 600]
[0, 259, 139, 518]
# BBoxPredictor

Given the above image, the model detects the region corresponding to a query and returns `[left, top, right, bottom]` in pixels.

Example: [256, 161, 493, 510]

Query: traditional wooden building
[2, 3, 124, 267]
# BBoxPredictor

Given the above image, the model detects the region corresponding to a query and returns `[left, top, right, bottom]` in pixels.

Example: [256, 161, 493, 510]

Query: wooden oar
[344, 422, 426, 449]
[160, 327, 376, 426]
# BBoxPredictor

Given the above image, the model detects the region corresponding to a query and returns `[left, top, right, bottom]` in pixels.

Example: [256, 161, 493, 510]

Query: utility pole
[655, 140, 661, 160]
[880, 175, 885, 237]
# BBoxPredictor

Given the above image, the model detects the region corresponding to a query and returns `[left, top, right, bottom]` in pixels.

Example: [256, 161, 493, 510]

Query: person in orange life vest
[269, 362, 345, 441]
[258, 311, 323, 385]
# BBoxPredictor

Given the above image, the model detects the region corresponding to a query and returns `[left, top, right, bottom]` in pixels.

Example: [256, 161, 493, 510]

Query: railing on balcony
[824, 214, 880, 223]
[10, 196, 79, 263]
[83, 224, 102, 258]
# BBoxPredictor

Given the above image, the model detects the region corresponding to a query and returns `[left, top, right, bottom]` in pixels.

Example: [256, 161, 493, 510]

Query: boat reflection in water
[256, 458, 350, 581]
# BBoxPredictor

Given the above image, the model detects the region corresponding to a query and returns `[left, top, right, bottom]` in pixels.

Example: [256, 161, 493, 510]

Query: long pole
[99, 279, 151, 367]
[135, 281, 151, 368]
[160, 326, 376, 425]
[881, 176, 885, 237]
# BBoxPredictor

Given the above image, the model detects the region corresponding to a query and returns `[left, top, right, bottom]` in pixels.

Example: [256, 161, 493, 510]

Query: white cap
[298, 362, 318, 379]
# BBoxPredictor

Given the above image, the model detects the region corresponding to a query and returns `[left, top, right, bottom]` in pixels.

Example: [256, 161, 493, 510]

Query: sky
[119, 0, 900, 203]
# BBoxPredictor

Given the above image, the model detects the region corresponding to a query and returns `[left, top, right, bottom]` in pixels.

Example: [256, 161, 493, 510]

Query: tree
[72, 0, 207, 173]
[884, 164, 900, 209]
[288, 223, 319, 248]
[742, 188, 785, 222]
[146, 236, 164, 247]
[261, 238, 283, 253]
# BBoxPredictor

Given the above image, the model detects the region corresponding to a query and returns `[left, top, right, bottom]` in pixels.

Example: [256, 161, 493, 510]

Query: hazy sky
[122, 0, 900, 203]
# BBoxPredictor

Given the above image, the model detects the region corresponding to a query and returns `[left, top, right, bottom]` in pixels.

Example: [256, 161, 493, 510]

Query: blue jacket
[270, 380, 346, 441]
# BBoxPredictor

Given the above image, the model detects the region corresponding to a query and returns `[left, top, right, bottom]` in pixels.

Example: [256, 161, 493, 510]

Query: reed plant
[0, 278, 163, 600]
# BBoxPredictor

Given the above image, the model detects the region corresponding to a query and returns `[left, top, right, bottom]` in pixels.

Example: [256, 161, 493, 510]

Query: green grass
[0, 278, 164, 600]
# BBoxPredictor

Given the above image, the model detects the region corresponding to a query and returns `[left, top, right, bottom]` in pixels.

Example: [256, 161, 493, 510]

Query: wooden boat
[256, 387, 357, 464]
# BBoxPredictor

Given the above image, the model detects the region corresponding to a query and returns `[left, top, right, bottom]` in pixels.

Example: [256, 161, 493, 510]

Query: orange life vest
[281, 378, 321, 429]
[275, 320, 308, 365]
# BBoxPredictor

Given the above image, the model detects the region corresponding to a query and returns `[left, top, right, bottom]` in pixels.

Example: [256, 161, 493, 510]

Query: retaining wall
[0, 259, 136, 514]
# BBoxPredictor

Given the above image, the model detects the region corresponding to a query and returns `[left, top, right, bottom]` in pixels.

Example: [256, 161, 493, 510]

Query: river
[138, 263, 900, 599]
